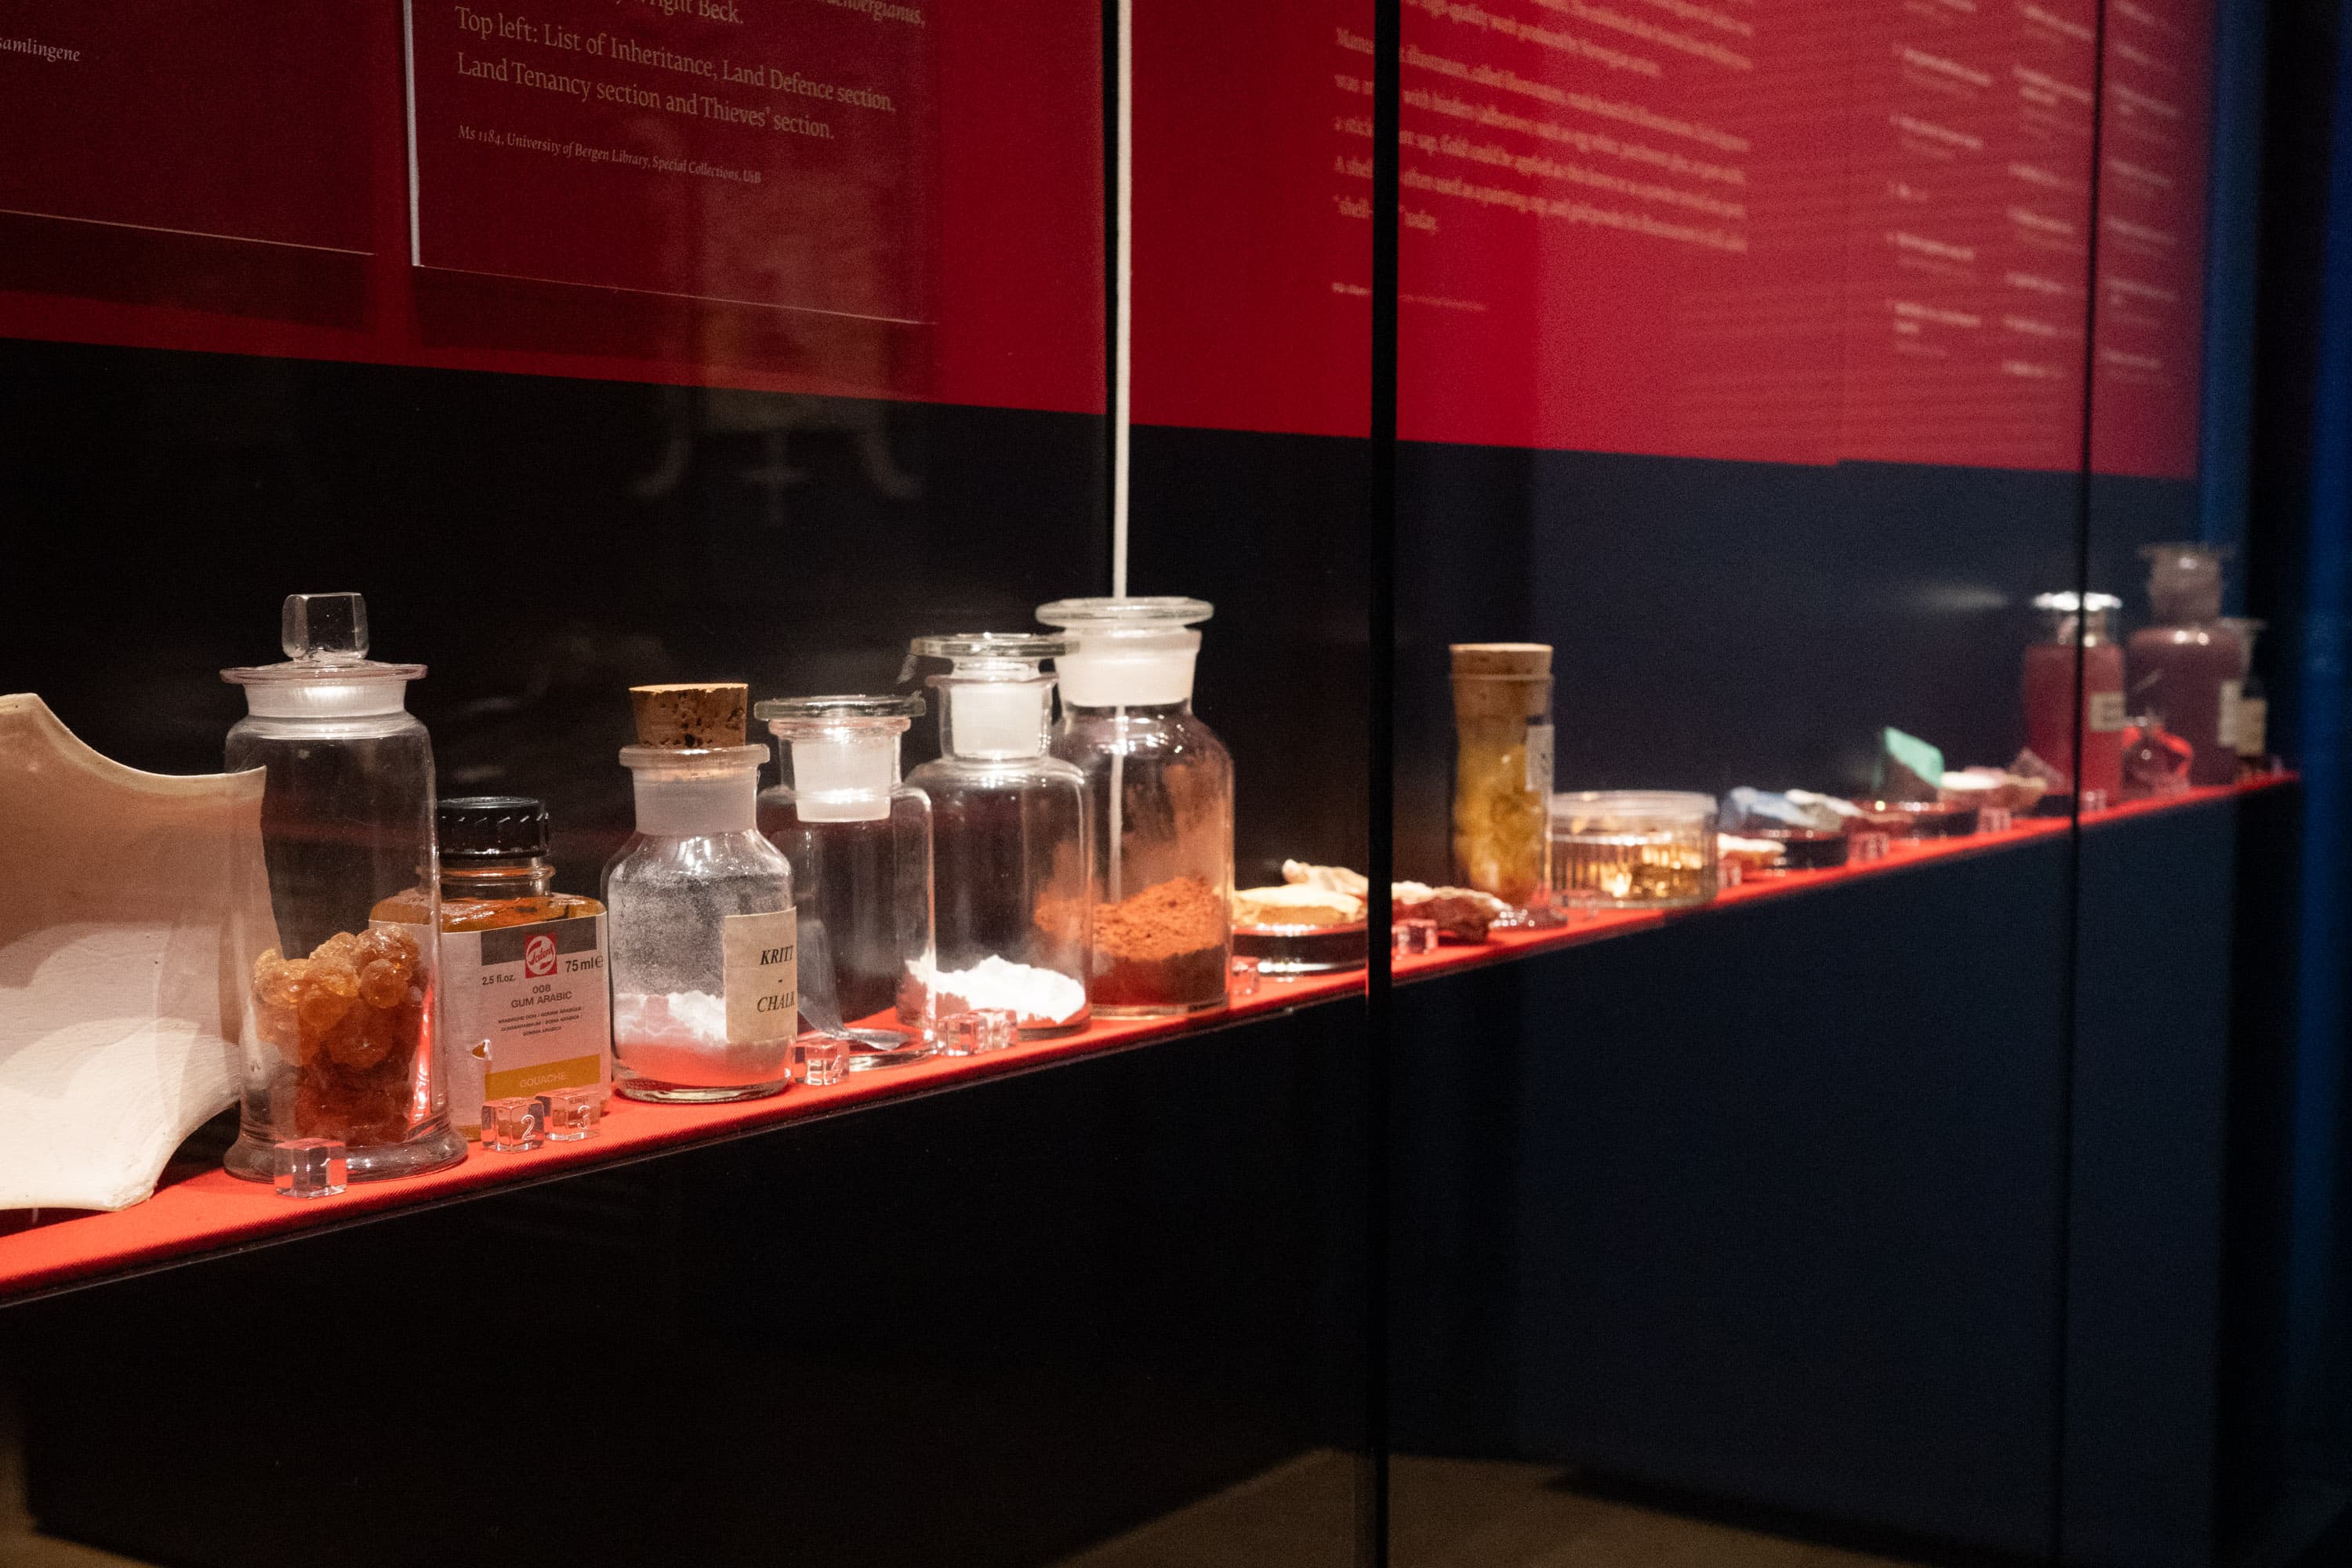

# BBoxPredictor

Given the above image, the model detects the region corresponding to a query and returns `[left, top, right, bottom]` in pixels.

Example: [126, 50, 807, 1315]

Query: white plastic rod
[1111, 0, 1134, 597]
[1108, 0, 1134, 905]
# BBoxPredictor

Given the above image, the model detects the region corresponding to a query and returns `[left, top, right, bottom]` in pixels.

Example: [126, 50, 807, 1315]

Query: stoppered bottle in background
[2022, 592, 2126, 807]
[2127, 544, 2248, 788]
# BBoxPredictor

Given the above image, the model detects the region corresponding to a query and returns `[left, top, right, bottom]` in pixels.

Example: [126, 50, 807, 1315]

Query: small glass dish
[1750, 826, 1850, 870]
[1549, 791, 1719, 910]
[1231, 922, 1368, 975]
[1846, 800, 1979, 840]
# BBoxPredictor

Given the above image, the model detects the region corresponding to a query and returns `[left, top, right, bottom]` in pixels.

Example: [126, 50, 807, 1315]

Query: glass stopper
[281, 592, 370, 660]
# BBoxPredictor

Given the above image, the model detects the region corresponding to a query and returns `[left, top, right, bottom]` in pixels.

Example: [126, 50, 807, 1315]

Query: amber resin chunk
[251, 925, 426, 1145]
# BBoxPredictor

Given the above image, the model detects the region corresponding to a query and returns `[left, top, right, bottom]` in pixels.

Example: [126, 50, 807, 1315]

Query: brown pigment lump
[1090, 876, 1229, 1008]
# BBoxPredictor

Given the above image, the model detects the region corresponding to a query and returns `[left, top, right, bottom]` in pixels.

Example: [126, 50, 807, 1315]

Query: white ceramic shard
[0, 695, 274, 1210]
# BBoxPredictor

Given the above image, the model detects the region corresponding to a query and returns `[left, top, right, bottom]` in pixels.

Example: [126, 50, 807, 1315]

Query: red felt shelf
[0, 774, 2292, 1308]
[1392, 775, 2294, 984]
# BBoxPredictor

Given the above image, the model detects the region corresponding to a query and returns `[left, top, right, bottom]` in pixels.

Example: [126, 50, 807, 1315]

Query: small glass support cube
[938, 1008, 1018, 1057]
[797, 1036, 850, 1087]
[272, 1138, 348, 1200]
[1391, 918, 1439, 956]
[1229, 956, 1261, 998]
[481, 1096, 547, 1152]
[1848, 830, 1893, 864]
[544, 1087, 605, 1142]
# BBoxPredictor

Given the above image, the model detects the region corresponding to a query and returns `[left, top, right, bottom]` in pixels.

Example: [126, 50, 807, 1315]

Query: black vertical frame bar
[2056, 1, 2113, 1557]
[1365, 0, 1401, 1559]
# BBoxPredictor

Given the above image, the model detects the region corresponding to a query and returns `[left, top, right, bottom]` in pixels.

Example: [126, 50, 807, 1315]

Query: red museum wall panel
[1124, 0, 2211, 477]
[0, 0, 1102, 414]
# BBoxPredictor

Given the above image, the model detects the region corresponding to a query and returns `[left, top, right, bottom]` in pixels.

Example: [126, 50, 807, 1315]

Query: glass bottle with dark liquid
[2022, 591, 2125, 805]
[756, 695, 937, 1069]
[2126, 544, 2248, 788]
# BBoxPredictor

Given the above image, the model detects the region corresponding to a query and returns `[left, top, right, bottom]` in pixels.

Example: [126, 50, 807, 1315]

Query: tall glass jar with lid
[756, 695, 937, 1069]
[1036, 597, 1233, 1018]
[1450, 642, 1556, 920]
[220, 592, 466, 1182]
[905, 634, 1091, 1036]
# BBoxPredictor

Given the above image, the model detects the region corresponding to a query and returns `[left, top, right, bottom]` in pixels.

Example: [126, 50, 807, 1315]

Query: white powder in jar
[611, 989, 790, 1088]
[909, 957, 1087, 1029]
[612, 989, 730, 1046]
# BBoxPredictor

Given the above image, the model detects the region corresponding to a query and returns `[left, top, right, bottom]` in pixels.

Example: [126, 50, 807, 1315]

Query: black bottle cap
[438, 796, 550, 860]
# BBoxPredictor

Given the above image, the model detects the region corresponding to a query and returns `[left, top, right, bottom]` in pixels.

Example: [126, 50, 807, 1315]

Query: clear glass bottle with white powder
[905, 634, 1092, 1036]
[603, 684, 797, 1103]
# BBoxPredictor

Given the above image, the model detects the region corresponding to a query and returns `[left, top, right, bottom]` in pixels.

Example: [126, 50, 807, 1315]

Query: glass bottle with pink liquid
[2125, 544, 2248, 788]
[2023, 591, 2126, 808]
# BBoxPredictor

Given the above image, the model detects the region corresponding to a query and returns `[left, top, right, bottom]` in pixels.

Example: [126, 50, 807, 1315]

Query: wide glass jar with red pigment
[1039, 597, 1233, 1018]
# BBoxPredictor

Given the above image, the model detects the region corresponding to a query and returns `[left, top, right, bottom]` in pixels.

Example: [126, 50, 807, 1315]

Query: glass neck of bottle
[441, 858, 554, 900]
[2151, 589, 2223, 624]
[633, 766, 759, 836]
[2049, 610, 2115, 646]
[1064, 697, 1190, 718]
[940, 678, 1052, 759]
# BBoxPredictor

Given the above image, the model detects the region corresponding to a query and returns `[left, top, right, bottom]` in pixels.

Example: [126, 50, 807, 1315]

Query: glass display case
[0, 5, 2334, 1568]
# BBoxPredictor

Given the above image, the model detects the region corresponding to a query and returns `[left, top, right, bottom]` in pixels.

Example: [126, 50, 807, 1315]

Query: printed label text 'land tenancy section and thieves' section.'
[410, 0, 935, 320]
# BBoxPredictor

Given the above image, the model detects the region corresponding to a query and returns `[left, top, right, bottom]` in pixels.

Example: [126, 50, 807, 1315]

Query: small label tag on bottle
[724, 908, 799, 1044]
[441, 913, 609, 1129]
[2086, 691, 2127, 733]
[2217, 680, 2243, 747]
[2238, 697, 2267, 758]
[1524, 723, 1555, 796]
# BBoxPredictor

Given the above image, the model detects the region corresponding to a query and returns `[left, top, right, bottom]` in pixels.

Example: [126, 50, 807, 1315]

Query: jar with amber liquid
[1450, 643, 1556, 920]
[374, 796, 610, 1134]
[221, 593, 466, 1183]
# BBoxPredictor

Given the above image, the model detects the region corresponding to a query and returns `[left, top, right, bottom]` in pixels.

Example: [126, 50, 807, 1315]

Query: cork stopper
[630, 683, 748, 749]
[1450, 643, 1552, 678]
[1450, 644, 1552, 721]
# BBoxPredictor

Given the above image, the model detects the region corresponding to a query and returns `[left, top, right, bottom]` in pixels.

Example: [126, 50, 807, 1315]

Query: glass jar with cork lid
[602, 684, 798, 1103]
[1038, 597, 1232, 1018]
[221, 591, 466, 1182]
[1450, 643, 1556, 921]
